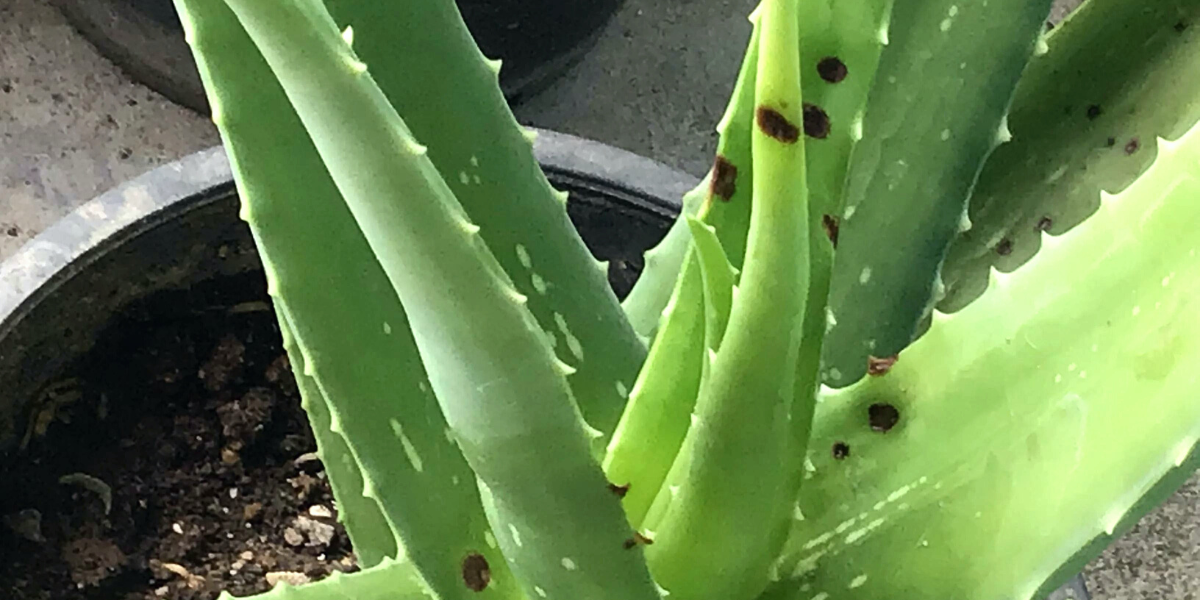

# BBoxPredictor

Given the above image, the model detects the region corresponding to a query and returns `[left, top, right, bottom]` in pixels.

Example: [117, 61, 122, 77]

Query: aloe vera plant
[162, 0, 1200, 598]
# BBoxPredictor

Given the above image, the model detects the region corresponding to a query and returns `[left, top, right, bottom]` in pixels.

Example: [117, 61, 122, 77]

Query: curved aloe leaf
[603, 255, 705, 527]
[275, 307, 397, 568]
[172, 1, 516, 597]
[608, 0, 892, 534]
[621, 181, 708, 340]
[644, 2, 809, 598]
[766, 124, 1200, 600]
[217, 557, 433, 600]
[819, 0, 1055, 386]
[685, 217, 737, 354]
[322, 0, 646, 439]
[214, 1, 661, 598]
[940, 0, 1200, 311]
[621, 0, 891, 342]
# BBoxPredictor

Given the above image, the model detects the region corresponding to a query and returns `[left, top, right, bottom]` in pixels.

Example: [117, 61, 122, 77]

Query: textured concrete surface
[0, 0, 1196, 598]
[0, 0, 218, 260]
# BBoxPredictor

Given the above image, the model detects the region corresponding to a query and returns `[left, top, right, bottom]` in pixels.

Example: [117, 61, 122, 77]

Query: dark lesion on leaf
[623, 531, 655, 550]
[832, 441, 850, 460]
[803, 104, 831, 139]
[462, 552, 491, 592]
[867, 403, 901, 432]
[756, 106, 801, 143]
[711, 155, 739, 200]
[1035, 216, 1053, 232]
[608, 482, 631, 498]
[995, 238, 1013, 256]
[1125, 138, 1140, 155]
[821, 214, 839, 247]
[817, 56, 848, 83]
[866, 354, 898, 376]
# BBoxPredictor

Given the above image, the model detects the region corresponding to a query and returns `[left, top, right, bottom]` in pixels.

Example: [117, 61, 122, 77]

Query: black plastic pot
[0, 133, 1090, 600]
[52, 0, 622, 113]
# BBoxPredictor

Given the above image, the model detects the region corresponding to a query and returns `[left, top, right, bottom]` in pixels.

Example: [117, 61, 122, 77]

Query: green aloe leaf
[172, 1, 516, 597]
[644, 2, 810, 599]
[322, 0, 647, 439]
[940, 0, 1200, 310]
[275, 307, 397, 568]
[819, 0, 1055, 386]
[766, 123, 1200, 600]
[211, 1, 661, 598]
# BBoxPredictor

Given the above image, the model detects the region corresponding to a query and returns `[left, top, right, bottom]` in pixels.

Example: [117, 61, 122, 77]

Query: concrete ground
[1, 0, 1196, 597]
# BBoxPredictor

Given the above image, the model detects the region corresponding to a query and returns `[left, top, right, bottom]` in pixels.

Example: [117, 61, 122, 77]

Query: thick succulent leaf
[603, 255, 705, 527]
[621, 180, 708, 340]
[172, 1, 516, 597]
[214, 1, 660, 599]
[217, 557, 435, 600]
[940, 0, 1200, 311]
[643, 3, 809, 599]
[603, 22, 766, 529]
[685, 217, 737, 354]
[275, 307, 397, 568]
[322, 0, 647, 439]
[766, 125, 1200, 600]
[819, 0, 1055, 386]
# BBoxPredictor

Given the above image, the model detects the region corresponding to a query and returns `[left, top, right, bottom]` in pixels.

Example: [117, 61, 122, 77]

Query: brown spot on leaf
[608, 482, 630, 498]
[866, 354, 898, 376]
[756, 106, 800, 143]
[1035, 216, 1053, 232]
[868, 403, 901, 432]
[1176, 20, 1189, 33]
[832, 442, 850, 460]
[803, 103, 831, 139]
[462, 553, 491, 592]
[995, 238, 1013, 256]
[821, 214, 839, 247]
[1125, 138, 1140, 155]
[623, 532, 654, 549]
[711, 156, 738, 200]
[1086, 105, 1102, 120]
[1106, 137, 1117, 147]
[817, 57, 848, 83]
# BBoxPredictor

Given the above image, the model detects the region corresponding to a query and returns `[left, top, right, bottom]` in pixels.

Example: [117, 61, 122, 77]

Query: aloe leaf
[685, 217, 737, 353]
[621, 181, 708, 340]
[217, 557, 434, 600]
[819, 0, 1055, 386]
[603, 256, 705, 527]
[766, 125, 1200, 600]
[623, 0, 891, 335]
[940, 0, 1200, 311]
[172, 1, 516, 597]
[323, 0, 646, 439]
[643, 2, 810, 598]
[214, 1, 661, 598]
[274, 307, 397, 568]
[606, 0, 892, 522]
[603, 216, 742, 529]
[602, 23, 763, 527]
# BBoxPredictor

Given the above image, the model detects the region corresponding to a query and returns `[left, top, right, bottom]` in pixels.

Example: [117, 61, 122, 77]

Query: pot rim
[0, 128, 694, 339]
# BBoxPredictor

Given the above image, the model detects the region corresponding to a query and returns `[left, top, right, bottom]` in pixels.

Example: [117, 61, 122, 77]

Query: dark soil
[0, 276, 356, 600]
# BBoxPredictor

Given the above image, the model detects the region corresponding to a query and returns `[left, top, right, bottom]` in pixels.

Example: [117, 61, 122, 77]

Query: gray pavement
[1, 0, 1196, 597]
